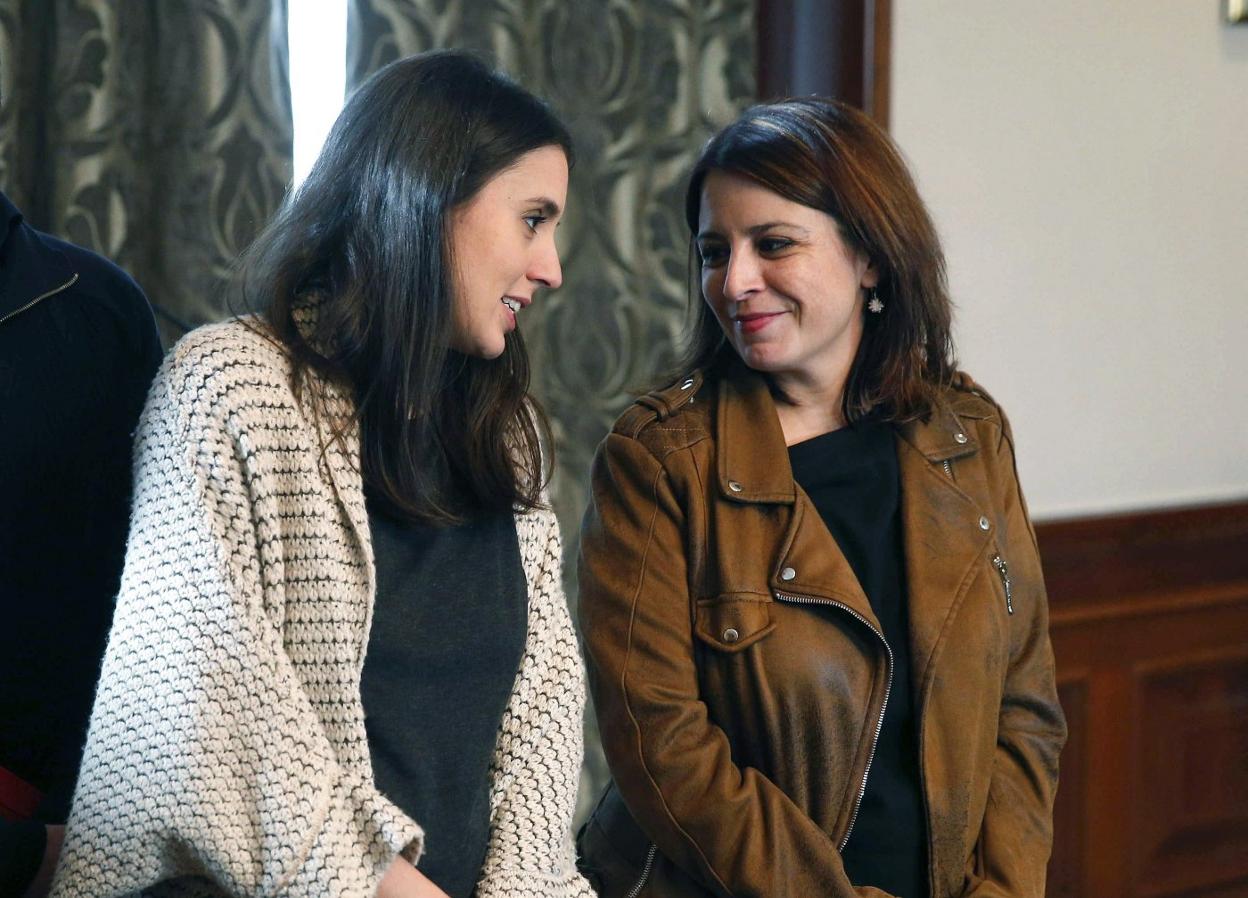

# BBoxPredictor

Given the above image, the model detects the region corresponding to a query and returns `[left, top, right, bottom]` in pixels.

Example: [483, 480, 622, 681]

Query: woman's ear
[861, 258, 880, 289]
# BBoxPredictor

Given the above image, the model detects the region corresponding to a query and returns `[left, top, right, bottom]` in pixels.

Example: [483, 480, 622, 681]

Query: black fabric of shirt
[0, 192, 162, 894]
[360, 499, 528, 898]
[788, 420, 929, 898]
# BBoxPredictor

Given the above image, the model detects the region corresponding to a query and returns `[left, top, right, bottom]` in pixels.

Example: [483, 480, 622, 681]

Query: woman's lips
[734, 312, 784, 335]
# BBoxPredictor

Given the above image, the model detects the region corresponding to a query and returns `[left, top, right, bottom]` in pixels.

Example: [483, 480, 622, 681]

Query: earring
[867, 286, 885, 314]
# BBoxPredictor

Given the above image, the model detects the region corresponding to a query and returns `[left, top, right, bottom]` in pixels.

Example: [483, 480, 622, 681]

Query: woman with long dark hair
[577, 99, 1066, 897]
[51, 51, 593, 898]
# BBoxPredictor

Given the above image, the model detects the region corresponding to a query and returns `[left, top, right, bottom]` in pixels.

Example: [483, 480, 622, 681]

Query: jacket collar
[0, 191, 78, 322]
[714, 362, 979, 504]
[1, 191, 20, 232]
[713, 363, 995, 669]
[895, 402, 980, 464]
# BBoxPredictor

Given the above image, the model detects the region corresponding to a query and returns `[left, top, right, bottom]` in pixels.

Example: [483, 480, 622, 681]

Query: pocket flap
[694, 595, 776, 652]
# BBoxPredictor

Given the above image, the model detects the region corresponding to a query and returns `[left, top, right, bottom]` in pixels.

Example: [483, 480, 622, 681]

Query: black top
[360, 499, 528, 898]
[0, 193, 162, 892]
[788, 419, 928, 898]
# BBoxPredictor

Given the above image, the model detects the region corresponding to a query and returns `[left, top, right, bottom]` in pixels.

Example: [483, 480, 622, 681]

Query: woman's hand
[376, 856, 452, 898]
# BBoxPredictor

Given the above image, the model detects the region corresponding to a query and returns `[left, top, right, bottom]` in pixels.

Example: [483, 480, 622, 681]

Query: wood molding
[1036, 500, 1248, 610]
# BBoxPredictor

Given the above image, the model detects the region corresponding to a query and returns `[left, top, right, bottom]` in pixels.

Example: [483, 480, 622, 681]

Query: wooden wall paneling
[1130, 647, 1248, 898]
[1049, 674, 1090, 898]
[1040, 500, 1248, 898]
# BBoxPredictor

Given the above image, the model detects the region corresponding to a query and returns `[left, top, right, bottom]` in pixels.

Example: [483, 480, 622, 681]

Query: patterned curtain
[347, 0, 756, 815]
[0, 0, 293, 344]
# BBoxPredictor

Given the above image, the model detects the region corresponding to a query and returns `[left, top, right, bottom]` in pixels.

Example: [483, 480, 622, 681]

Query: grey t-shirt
[360, 499, 527, 898]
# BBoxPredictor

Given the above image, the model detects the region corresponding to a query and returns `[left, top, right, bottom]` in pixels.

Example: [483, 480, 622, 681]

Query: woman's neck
[769, 370, 849, 447]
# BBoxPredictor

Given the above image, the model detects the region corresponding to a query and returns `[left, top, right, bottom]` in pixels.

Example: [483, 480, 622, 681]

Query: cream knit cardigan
[50, 318, 594, 898]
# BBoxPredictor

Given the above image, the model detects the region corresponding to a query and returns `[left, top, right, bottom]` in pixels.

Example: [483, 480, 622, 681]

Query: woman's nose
[530, 239, 563, 290]
[722, 248, 763, 300]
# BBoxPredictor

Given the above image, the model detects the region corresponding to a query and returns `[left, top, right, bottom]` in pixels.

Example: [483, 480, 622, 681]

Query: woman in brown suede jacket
[577, 99, 1066, 898]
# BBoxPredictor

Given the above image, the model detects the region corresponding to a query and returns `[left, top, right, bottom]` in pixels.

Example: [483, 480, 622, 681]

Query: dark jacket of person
[0, 190, 162, 883]
[577, 362, 1067, 898]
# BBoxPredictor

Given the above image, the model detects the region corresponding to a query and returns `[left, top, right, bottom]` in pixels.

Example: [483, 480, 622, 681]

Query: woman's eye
[758, 237, 793, 254]
[523, 214, 547, 233]
[698, 245, 728, 267]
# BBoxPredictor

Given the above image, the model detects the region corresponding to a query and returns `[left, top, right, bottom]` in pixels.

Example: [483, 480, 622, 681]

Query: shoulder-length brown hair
[678, 98, 955, 422]
[239, 50, 572, 524]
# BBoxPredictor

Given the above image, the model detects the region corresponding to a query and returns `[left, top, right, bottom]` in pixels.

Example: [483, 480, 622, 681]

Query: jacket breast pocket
[693, 594, 776, 652]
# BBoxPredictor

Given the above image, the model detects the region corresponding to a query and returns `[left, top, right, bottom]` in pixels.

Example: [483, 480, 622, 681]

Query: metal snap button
[728, 480, 743, 492]
[979, 516, 991, 531]
[780, 566, 796, 581]
[954, 432, 968, 444]
[723, 627, 740, 643]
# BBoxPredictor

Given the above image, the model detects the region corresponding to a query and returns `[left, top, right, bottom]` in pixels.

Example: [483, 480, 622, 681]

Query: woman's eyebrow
[747, 221, 809, 236]
[697, 221, 810, 240]
[524, 196, 562, 216]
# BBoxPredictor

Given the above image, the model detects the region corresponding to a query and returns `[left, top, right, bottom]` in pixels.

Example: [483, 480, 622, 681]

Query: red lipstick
[734, 312, 784, 335]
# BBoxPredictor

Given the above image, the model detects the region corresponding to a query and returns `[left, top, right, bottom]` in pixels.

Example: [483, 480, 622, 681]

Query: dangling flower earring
[867, 286, 885, 314]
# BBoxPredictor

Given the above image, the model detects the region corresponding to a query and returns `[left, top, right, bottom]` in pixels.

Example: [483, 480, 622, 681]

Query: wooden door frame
[755, 0, 891, 126]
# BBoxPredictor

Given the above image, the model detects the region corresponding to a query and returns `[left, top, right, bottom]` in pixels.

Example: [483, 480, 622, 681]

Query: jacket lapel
[895, 406, 994, 699]
[715, 366, 796, 505]
[715, 367, 878, 627]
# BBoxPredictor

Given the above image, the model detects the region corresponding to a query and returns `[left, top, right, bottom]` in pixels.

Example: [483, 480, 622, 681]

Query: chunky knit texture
[50, 319, 593, 898]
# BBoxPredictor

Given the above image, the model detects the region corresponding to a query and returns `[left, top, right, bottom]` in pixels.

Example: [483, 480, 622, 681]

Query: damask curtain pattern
[0, 0, 292, 342]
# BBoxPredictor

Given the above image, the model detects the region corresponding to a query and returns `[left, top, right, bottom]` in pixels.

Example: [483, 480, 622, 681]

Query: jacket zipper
[626, 843, 657, 898]
[0, 273, 79, 328]
[942, 459, 953, 478]
[991, 554, 1014, 614]
[774, 591, 893, 850]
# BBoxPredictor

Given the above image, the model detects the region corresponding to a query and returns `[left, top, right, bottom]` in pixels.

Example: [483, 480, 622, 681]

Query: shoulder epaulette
[613, 370, 705, 437]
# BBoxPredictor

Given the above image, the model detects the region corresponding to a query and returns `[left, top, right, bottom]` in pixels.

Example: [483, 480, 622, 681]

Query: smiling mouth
[733, 311, 784, 334]
[502, 297, 521, 313]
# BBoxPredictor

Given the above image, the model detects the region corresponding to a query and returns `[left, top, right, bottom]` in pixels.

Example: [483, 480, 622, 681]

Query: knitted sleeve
[474, 507, 595, 898]
[50, 349, 422, 898]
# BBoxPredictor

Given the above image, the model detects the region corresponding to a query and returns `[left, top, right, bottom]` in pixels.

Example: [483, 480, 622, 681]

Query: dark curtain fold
[0, 0, 293, 343]
[346, 0, 757, 818]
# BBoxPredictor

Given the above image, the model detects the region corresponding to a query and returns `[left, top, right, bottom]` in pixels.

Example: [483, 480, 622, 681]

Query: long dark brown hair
[679, 98, 955, 422]
[238, 50, 573, 523]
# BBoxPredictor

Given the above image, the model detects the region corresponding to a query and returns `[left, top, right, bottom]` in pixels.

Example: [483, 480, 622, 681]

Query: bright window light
[288, 0, 348, 187]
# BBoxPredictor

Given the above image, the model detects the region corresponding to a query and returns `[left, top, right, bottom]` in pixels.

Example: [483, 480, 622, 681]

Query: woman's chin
[452, 333, 508, 360]
[735, 343, 792, 374]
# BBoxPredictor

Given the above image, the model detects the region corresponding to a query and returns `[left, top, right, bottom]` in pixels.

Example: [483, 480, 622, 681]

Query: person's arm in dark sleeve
[0, 819, 46, 897]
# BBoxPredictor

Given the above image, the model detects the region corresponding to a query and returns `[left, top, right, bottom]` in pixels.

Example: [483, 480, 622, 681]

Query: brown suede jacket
[577, 363, 1066, 898]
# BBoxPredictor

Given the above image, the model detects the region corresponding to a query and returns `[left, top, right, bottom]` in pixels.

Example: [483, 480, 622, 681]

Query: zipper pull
[991, 554, 1014, 614]
[942, 459, 954, 478]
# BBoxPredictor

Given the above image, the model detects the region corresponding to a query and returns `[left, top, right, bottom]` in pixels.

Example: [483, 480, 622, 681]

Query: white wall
[890, 2, 1248, 519]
